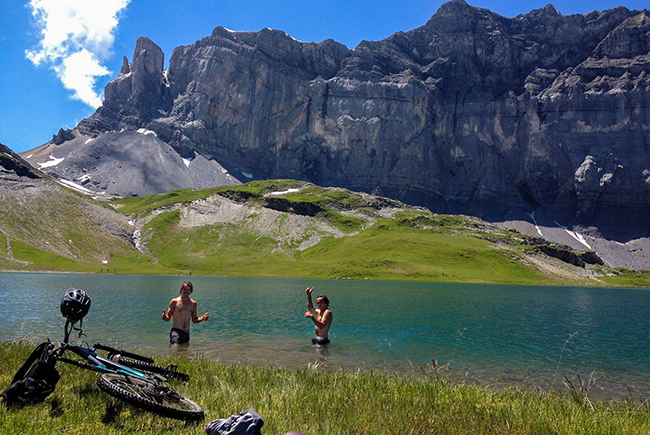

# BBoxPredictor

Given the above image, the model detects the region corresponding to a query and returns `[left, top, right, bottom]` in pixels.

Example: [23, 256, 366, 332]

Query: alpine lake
[2, 273, 649, 401]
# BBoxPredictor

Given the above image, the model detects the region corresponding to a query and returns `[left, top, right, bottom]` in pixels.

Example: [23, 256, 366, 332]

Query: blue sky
[0, 0, 647, 154]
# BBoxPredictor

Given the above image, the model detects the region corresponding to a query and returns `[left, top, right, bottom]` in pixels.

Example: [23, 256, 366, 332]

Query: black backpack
[1, 341, 60, 407]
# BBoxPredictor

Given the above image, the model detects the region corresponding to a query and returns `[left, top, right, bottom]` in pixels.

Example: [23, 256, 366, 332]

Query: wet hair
[180, 281, 193, 293]
[317, 294, 329, 306]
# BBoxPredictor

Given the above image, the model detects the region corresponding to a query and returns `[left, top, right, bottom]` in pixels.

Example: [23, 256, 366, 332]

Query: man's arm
[305, 309, 332, 329]
[162, 299, 176, 321]
[305, 287, 317, 316]
[191, 301, 209, 323]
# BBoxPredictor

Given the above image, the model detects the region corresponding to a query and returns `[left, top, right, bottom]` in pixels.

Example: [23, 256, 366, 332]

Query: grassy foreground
[2, 342, 649, 434]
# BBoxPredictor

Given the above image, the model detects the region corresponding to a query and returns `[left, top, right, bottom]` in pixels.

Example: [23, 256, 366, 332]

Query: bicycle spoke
[113, 378, 158, 402]
[97, 373, 204, 420]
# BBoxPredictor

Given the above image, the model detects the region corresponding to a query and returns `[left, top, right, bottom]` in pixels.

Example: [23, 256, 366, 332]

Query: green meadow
[1, 180, 648, 288]
[105, 181, 647, 287]
[2, 342, 649, 435]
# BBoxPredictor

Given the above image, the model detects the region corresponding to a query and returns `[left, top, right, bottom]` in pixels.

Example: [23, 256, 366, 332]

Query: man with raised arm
[304, 287, 333, 345]
[162, 281, 209, 345]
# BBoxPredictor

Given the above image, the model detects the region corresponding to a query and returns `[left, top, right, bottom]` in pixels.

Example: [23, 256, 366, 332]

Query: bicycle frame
[56, 319, 154, 382]
[56, 343, 151, 381]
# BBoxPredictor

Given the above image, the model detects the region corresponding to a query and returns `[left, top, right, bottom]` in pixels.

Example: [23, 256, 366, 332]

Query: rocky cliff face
[65, 1, 650, 240]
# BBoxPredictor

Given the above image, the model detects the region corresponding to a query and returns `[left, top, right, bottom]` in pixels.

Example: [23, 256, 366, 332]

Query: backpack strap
[9, 342, 50, 384]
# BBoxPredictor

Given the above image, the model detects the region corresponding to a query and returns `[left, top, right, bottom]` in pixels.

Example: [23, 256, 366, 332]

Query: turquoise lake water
[1, 273, 649, 400]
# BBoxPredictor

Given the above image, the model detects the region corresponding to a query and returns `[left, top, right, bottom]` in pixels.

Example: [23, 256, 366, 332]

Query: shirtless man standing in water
[304, 287, 332, 345]
[162, 281, 209, 344]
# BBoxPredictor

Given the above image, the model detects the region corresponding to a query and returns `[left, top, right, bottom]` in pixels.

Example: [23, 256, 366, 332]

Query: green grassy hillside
[106, 180, 640, 286]
[1, 166, 647, 287]
[0, 149, 140, 273]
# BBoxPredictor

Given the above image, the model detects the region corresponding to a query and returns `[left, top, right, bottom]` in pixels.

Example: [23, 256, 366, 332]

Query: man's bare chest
[175, 300, 193, 313]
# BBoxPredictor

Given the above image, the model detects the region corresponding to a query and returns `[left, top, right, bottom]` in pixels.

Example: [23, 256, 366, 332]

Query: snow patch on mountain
[39, 155, 64, 168]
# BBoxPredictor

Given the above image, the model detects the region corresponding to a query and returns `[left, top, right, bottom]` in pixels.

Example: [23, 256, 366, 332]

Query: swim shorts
[170, 328, 190, 344]
[311, 336, 330, 345]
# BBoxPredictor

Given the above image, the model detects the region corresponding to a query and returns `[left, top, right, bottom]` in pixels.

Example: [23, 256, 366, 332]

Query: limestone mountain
[22, 1, 650, 248]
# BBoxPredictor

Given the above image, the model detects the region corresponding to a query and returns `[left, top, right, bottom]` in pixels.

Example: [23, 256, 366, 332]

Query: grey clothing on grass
[205, 407, 264, 435]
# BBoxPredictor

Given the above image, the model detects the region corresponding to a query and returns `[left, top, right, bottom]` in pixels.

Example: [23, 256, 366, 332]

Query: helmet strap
[64, 319, 72, 343]
[74, 319, 86, 339]
[63, 318, 86, 342]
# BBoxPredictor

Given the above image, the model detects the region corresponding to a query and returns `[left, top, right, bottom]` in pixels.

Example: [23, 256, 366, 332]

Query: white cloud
[55, 49, 109, 108]
[26, 0, 130, 108]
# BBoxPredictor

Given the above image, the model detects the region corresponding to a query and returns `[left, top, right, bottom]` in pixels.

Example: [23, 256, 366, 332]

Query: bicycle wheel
[115, 357, 190, 382]
[97, 373, 204, 421]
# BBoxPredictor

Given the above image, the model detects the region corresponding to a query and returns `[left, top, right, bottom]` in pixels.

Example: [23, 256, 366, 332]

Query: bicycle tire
[97, 373, 204, 421]
[115, 357, 190, 382]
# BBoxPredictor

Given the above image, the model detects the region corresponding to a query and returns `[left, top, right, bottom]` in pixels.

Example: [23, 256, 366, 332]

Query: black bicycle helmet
[60, 288, 91, 322]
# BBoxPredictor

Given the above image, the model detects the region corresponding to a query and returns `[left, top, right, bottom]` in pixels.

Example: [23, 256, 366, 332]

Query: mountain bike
[54, 318, 204, 421]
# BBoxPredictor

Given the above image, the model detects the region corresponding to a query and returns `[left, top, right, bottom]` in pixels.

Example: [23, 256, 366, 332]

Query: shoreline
[4, 333, 648, 403]
[1, 268, 649, 289]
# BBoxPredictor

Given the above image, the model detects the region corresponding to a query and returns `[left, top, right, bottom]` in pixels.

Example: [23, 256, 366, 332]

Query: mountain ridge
[21, 1, 650, 247]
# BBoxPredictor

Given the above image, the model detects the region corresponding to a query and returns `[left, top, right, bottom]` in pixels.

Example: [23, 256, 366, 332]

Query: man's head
[180, 281, 193, 295]
[316, 294, 329, 309]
